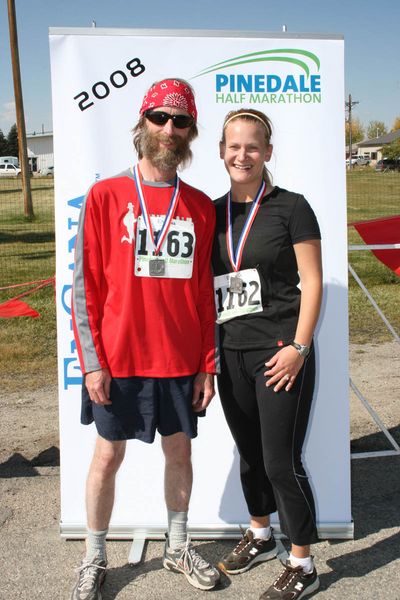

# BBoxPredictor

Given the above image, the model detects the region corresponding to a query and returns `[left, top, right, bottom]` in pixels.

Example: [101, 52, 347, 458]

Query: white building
[26, 131, 53, 173]
[357, 130, 400, 163]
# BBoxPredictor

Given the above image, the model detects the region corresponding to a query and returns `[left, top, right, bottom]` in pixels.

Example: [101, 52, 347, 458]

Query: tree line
[0, 124, 18, 157]
[346, 116, 400, 146]
[3, 118, 399, 162]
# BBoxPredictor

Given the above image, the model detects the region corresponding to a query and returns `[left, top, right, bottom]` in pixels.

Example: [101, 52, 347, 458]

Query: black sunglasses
[144, 110, 194, 129]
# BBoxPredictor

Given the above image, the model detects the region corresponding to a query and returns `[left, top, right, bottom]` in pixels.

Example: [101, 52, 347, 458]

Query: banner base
[60, 521, 354, 541]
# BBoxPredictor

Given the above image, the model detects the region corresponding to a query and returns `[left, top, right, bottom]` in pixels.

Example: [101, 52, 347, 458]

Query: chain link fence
[0, 175, 55, 293]
[0, 170, 399, 338]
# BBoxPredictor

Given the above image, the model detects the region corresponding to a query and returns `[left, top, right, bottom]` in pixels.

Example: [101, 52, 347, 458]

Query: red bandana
[140, 79, 197, 121]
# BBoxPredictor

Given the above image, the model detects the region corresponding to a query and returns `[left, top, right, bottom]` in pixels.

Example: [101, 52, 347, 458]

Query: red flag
[0, 298, 40, 318]
[351, 215, 400, 276]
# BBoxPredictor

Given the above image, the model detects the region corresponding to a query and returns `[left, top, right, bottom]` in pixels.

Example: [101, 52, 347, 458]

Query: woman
[212, 108, 323, 600]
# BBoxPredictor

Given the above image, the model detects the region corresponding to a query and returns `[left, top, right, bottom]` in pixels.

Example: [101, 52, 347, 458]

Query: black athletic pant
[218, 345, 319, 546]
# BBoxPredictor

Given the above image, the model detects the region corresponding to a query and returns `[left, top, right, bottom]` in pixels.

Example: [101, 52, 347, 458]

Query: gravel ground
[1, 341, 399, 599]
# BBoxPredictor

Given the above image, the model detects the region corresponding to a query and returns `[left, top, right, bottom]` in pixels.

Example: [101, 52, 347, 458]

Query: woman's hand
[264, 345, 304, 392]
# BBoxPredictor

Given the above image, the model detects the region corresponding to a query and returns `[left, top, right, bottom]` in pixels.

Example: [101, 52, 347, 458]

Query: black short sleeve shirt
[212, 186, 321, 350]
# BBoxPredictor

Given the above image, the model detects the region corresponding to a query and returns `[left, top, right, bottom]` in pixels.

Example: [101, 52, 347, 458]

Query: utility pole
[345, 94, 359, 170]
[7, 0, 34, 219]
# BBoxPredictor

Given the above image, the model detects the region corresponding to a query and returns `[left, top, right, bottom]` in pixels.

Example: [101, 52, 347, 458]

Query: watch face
[292, 342, 310, 357]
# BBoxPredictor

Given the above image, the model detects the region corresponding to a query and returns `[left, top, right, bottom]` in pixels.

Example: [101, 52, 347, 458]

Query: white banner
[50, 29, 351, 538]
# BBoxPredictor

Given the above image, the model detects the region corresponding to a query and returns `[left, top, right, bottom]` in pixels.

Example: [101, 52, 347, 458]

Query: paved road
[1, 453, 399, 599]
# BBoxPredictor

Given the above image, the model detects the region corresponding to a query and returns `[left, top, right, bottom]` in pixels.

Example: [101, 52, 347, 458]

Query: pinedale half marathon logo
[193, 48, 321, 105]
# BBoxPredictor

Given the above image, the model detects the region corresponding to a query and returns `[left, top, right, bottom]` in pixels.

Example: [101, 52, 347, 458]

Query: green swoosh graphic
[193, 49, 320, 79]
[196, 56, 311, 78]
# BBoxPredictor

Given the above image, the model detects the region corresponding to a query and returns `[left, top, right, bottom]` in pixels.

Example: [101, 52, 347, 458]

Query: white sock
[168, 510, 188, 550]
[249, 526, 271, 540]
[289, 553, 314, 574]
[85, 528, 108, 562]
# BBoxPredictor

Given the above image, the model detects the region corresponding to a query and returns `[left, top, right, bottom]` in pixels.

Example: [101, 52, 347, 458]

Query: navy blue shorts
[81, 375, 204, 443]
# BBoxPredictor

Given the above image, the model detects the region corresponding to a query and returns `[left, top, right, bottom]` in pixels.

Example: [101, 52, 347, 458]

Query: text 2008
[73, 58, 146, 112]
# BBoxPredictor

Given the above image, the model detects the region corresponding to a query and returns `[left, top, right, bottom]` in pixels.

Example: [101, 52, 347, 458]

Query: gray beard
[140, 127, 192, 171]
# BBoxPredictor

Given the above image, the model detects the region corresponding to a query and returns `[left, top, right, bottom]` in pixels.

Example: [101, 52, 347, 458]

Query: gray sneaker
[163, 536, 220, 590]
[70, 554, 107, 600]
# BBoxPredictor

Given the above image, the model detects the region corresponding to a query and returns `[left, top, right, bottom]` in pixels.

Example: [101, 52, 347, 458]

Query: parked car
[375, 158, 400, 172]
[355, 156, 370, 166]
[346, 156, 370, 167]
[0, 163, 21, 177]
[40, 165, 54, 176]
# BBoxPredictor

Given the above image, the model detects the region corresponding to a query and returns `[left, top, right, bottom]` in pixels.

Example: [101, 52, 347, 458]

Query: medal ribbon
[133, 164, 180, 255]
[226, 180, 266, 272]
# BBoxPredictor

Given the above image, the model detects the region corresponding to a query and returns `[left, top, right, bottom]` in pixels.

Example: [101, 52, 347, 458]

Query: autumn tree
[345, 117, 364, 146]
[391, 116, 400, 131]
[366, 120, 387, 139]
[383, 138, 400, 160]
[7, 124, 19, 157]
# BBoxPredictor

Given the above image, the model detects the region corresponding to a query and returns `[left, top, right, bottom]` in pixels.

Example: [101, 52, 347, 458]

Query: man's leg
[71, 437, 126, 600]
[161, 432, 220, 590]
[86, 436, 126, 534]
[161, 432, 192, 549]
[162, 431, 192, 511]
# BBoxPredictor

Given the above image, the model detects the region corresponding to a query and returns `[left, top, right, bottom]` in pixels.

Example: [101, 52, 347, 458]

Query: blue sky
[0, 0, 399, 135]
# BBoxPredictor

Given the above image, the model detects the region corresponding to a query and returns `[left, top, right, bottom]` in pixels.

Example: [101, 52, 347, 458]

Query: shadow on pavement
[351, 425, 400, 454]
[318, 455, 400, 592]
[321, 531, 400, 590]
[351, 456, 400, 537]
[102, 541, 231, 599]
[0, 445, 60, 478]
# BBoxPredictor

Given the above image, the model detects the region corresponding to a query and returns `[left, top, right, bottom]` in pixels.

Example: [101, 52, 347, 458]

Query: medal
[133, 165, 180, 277]
[225, 181, 266, 286]
[149, 257, 166, 276]
[229, 275, 243, 294]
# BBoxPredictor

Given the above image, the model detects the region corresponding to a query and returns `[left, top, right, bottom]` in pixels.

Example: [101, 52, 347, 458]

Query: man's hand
[192, 372, 215, 412]
[85, 368, 112, 405]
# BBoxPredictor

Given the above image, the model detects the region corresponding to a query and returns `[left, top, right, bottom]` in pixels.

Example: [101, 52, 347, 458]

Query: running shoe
[163, 535, 220, 590]
[219, 529, 278, 574]
[70, 554, 107, 600]
[260, 560, 320, 599]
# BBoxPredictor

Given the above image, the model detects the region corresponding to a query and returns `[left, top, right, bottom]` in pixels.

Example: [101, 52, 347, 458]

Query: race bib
[134, 215, 196, 279]
[214, 268, 263, 324]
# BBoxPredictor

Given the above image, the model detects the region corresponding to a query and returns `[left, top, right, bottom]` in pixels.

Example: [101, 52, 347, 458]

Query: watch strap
[291, 341, 310, 358]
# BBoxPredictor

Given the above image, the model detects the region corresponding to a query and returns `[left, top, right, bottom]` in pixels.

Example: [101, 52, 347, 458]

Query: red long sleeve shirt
[72, 170, 218, 378]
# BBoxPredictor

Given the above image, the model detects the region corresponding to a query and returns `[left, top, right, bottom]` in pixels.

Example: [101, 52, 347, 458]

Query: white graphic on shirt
[121, 202, 137, 244]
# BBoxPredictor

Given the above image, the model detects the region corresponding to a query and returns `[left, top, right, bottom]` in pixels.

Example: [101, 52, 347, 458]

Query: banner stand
[348, 247, 400, 459]
[128, 530, 289, 565]
[60, 524, 354, 542]
[51, 27, 352, 543]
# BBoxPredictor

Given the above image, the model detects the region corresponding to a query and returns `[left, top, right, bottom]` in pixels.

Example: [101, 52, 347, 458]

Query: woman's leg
[254, 347, 318, 548]
[218, 348, 277, 519]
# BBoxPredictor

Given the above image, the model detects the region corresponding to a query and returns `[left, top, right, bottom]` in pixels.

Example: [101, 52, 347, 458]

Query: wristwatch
[291, 341, 310, 358]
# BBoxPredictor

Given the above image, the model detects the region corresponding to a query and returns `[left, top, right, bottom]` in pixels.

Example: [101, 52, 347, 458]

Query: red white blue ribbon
[226, 180, 266, 272]
[133, 164, 180, 255]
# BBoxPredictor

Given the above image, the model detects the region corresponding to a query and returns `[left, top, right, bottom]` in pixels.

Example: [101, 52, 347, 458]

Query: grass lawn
[0, 170, 399, 392]
[0, 177, 57, 392]
[347, 169, 400, 343]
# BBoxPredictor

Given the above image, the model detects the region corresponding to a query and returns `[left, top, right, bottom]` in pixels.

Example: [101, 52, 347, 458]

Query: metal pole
[348, 94, 353, 169]
[345, 94, 359, 170]
[7, 0, 34, 219]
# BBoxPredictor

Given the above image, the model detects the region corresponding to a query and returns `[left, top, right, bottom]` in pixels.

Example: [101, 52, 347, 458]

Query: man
[71, 78, 219, 599]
